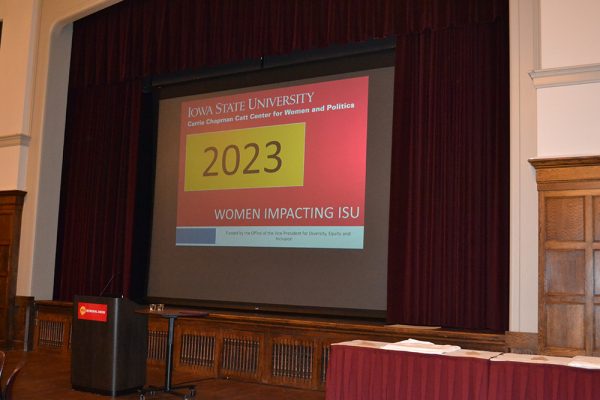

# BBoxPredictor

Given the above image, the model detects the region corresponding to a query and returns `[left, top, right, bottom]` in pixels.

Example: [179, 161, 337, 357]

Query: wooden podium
[71, 296, 147, 396]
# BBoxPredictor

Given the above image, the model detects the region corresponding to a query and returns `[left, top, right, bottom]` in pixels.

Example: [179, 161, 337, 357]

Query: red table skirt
[488, 361, 600, 400]
[325, 345, 490, 400]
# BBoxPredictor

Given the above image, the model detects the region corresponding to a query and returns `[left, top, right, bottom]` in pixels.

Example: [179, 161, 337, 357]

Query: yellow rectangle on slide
[185, 123, 305, 191]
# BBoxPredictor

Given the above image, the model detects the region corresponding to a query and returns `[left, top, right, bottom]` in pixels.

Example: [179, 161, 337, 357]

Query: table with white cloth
[325, 340, 600, 400]
[487, 353, 600, 400]
[325, 340, 499, 400]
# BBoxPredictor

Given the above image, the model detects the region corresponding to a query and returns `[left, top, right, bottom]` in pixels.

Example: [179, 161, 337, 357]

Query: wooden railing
[34, 300, 511, 391]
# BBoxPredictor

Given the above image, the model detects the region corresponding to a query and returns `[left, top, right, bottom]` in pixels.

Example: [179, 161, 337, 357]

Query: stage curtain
[54, 80, 142, 299]
[67, 0, 505, 88]
[55, 0, 508, 331]
[387, 20, 509, 331]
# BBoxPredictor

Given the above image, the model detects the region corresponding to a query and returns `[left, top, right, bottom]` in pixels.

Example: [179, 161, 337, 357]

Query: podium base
[72, 384, 143, 397]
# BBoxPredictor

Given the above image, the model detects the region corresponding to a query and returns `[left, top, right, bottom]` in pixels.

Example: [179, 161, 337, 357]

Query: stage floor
[5, 350, 324, 400]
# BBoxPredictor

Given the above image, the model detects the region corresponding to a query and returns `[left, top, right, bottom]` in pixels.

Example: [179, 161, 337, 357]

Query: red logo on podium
[77, 302, 108, 322]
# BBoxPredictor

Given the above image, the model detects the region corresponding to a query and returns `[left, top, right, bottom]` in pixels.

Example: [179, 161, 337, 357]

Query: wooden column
[530, 156, 600, 356]
[0, 190, 26, 349]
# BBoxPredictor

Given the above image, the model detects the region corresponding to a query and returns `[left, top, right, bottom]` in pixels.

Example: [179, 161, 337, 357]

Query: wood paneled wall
[34, 301, 508, 391]
[0, 190, 25, 349]
[531, 156, 600, 356]
[13, 295, 34, 350]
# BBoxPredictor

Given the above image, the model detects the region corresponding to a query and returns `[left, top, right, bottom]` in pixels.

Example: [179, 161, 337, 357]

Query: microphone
[98, 271, 121, 297]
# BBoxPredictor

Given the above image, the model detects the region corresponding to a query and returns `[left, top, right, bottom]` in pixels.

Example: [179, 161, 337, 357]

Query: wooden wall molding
[530, 155, 600, 169]
[34, 300, 508, 391]
[530, 156, 600, 190]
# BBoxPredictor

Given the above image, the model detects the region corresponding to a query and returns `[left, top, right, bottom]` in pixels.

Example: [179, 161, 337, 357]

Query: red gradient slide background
[177, 76, 369, 227]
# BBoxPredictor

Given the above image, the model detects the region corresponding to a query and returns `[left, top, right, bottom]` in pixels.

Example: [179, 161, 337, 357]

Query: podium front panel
[71, 296, 147, 396]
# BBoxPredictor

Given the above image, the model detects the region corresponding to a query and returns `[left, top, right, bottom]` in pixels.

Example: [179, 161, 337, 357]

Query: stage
[31, 300, 522, 393]
[6, 350, 323, 400]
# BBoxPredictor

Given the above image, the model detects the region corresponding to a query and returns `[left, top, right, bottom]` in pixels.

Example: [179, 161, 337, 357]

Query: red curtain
[67, 0, 505, 88]
[55, 0, 508, 331]
[54, 81, 141, 298]
[387, 22, 509, 331]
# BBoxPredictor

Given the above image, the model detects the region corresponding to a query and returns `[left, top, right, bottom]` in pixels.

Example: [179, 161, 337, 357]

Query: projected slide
[176, 76, 368, 248]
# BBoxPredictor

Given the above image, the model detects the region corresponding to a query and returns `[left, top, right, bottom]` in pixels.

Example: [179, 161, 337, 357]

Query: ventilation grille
[38, 320, 65, 348]
[147, 329, 167, 361]
[221, 338, 259, 373]
[272, 342, 313, 380]
[180, 334, 216, 368]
